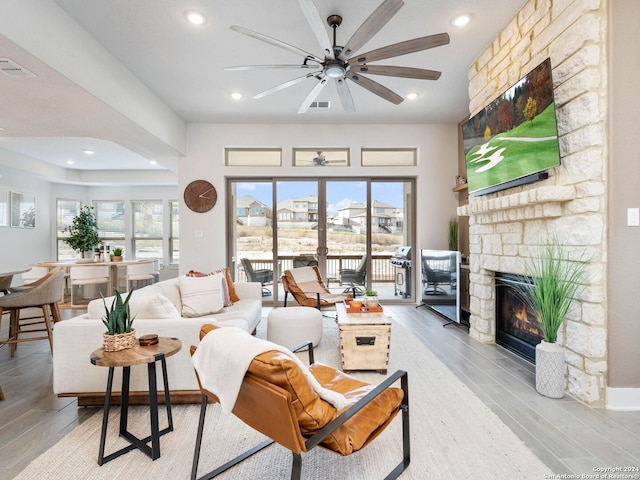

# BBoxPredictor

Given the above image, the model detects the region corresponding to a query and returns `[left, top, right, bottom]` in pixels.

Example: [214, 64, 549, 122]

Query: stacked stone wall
[460, 0, 608, 405]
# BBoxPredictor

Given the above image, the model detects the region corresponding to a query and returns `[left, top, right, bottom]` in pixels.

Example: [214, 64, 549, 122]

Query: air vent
[309, 101, 331, 109]
[0, 58, 36, 77]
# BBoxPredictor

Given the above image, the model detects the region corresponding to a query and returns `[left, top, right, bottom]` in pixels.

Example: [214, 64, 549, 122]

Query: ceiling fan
[309, 151, 347, 166]
[225, 0, 450, 114]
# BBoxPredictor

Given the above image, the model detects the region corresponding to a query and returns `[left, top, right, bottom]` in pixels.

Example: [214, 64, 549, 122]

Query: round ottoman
[267, 307, 323, 349]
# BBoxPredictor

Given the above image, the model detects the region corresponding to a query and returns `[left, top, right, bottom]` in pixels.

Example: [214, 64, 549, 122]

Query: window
[132, 200, 163, 260]
[94, 200, 126, 253]
[170, 200, 179, 264]
[56, 199, 82, 260]
[226, 148, 282, 166]
[361, 148, 417, 166]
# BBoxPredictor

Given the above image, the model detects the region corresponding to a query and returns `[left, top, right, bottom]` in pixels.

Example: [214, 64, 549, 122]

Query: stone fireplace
[457, 1, 609, 406]
[495, 272, 544, 363]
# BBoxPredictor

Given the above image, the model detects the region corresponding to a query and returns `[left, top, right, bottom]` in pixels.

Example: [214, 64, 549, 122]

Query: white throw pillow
[179, 273, 225, 318]
[87, 292, 181, 320]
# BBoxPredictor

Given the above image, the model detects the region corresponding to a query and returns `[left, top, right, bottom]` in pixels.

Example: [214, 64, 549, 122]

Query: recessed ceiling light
[83, 149, 94, 155]
[66, 160, 74, 165]
[406, 92, 419, 100]
[149, 160, 157, 165]
[231, 92, 243, 100]
[452, 14, 471, 27]
[185, 11, 206, 25]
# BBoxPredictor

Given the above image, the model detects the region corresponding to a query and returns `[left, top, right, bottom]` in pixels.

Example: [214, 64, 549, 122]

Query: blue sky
[236, 181, 405, 215]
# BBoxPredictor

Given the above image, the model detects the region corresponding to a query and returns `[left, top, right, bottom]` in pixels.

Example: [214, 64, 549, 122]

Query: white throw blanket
[191, 327, 349, 414]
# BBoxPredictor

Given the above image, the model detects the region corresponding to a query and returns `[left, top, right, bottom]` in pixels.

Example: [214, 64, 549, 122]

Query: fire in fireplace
[495, 273, 544, 363]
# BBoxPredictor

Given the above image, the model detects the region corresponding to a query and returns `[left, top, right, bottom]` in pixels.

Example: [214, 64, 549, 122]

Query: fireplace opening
[495, 273, 544, 363]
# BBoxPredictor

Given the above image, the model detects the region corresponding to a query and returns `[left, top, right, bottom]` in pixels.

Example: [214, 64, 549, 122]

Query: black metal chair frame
[191, 341, 410, 480]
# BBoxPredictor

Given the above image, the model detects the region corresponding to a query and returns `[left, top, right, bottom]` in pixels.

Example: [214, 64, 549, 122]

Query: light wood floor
[1, 305, 639, 478]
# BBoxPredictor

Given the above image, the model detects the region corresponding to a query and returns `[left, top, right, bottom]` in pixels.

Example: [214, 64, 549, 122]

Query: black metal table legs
[97, 354, 174, 465]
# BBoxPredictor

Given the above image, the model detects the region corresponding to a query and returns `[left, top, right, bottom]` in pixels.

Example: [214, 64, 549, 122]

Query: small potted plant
[101, 289, 136, 351]
[364, 289, 379, 309]
[110, 247, 124, 262]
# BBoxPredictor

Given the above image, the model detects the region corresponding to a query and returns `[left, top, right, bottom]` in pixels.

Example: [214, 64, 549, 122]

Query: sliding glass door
[228, 177, 415, 303]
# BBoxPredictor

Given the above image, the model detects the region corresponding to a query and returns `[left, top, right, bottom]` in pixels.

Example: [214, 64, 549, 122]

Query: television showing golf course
[462, 58, 561, 195]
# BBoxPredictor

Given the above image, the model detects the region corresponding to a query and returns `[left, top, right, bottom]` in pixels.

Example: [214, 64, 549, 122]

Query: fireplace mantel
[457, 185, 575, 223]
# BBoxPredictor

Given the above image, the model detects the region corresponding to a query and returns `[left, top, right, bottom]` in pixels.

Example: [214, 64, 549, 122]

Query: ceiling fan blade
[253, 73, 316, 99]
[298, 0, 335, 60]
[340, 0, 404, 60]
[230, 25, 323, 63]
[348, 33, 450, 64]
[346, 71, 404, 105]
[298, 77, 329, 113]
[350, 64, 441, 80]
[335, 77, 356, 113]
[225, 65, 320, 71]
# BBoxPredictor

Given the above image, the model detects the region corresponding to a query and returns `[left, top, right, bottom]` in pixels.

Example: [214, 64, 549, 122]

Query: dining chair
[21, 266, 49, 286]
[124, 261, 156, 292]
[0, 267, 64, 357]
[69, 265, 110, 306]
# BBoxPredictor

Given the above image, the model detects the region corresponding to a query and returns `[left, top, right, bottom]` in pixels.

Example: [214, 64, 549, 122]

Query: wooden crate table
[90, 337, 182, 465]
[336, 302, 391, 374]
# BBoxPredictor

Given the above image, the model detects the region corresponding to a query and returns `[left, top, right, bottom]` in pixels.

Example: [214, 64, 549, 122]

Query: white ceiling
[0, 0, 526, 181]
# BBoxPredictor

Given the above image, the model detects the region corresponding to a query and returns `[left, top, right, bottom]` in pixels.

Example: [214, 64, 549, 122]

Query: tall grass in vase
[508, 239, 588, 397]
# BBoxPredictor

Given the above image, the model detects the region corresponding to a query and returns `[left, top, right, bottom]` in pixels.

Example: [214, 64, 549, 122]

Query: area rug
[14, 316, 552, 479]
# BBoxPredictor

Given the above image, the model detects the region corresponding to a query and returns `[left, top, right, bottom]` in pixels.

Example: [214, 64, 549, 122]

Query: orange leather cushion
[197, 324, 403, 456]
[248, 352, 404, 455]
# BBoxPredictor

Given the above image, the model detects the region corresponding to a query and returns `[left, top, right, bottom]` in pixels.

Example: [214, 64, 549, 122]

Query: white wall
[0, 168, 53, 274]
[179, 123, 458, 274]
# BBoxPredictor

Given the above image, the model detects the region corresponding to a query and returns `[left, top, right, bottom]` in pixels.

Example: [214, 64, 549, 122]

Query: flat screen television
[462, 58, 561, 196]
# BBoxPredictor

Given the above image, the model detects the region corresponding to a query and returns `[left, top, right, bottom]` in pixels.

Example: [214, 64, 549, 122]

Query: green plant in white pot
[507, 239, 588, 398]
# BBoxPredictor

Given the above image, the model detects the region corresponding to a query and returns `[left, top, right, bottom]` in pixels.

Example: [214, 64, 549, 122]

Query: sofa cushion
[179, 273, 225, 317]
[87, 292, 180, 320]
[188, 269, 233, 306]
[188, 267, 239, 303]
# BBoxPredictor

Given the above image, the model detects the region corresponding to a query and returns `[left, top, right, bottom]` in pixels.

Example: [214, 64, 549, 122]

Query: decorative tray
[343, 298, 383, 313]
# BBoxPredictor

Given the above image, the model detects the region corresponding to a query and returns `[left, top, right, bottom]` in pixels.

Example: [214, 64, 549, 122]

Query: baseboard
[606, 387, 640, 411]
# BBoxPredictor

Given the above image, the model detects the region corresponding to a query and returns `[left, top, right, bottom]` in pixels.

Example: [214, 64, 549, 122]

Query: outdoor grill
[390, 246, 412, 298]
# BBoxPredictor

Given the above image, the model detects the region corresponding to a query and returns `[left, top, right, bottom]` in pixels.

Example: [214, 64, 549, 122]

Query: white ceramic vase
[535, 340, 565, 398]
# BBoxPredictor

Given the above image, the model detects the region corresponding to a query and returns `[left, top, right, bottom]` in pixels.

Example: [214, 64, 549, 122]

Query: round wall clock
[183, 180, 217, 213]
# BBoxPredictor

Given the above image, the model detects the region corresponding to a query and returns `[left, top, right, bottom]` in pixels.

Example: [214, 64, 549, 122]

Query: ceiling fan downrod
[326, 15, 347, 77]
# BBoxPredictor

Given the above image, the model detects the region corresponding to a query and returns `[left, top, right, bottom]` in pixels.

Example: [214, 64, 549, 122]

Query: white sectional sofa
[52, 276, 262, 405]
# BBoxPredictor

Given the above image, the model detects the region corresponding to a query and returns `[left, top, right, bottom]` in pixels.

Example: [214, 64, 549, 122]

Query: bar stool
[124, 261, 155, 292]
[0, 268, 64, 357]
[70, 265, 110, 306]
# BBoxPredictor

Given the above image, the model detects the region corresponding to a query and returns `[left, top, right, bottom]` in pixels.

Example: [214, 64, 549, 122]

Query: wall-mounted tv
[462, 58, 561, 196]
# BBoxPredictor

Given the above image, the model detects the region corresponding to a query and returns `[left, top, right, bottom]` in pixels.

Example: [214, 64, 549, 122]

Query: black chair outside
[338, 255, 366, 295]
[421, 256, 452, 295]
[240, 258, 273, 297]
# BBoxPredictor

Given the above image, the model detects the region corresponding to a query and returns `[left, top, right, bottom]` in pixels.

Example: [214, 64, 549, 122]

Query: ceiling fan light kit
[225, 0, 449, 114]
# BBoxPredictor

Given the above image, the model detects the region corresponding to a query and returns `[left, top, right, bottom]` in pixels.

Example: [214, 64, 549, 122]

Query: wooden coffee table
[336, 302, 391, 374]
[90, 337, 181, 465]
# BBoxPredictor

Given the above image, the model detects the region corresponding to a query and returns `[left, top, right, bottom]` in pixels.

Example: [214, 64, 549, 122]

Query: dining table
[0, 266, 31, 293]
[37, 259, 154, 302]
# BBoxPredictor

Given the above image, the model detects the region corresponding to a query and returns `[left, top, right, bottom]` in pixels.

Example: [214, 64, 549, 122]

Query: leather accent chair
[190, 324, 410, 480]
[281, 266, 349, 311]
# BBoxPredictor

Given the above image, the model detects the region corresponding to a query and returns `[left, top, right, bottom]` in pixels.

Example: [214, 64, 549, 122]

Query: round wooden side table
[90, 336, 182, 465]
